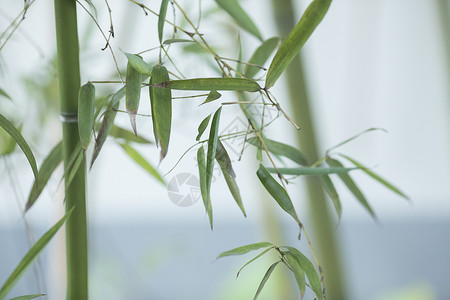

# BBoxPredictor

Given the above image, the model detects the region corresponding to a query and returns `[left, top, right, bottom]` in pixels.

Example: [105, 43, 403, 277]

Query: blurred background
[0, 0, 449, 299]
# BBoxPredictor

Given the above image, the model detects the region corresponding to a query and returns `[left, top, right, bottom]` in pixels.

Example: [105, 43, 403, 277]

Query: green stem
[54, 0, 88, 299]
[270, 1, 347, 299]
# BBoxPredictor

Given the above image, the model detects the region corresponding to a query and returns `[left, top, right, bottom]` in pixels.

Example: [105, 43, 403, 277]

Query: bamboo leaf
[65, 149, 83, 190]
[163, 39, 194, 45]
[215, 0, 263, 40]
[197, 146, 212, 228]
[9, 294, 45, 300]
[0, 211, 71, 300]
[326, 157, 376, 218]
[156, 78, 261, 92]
[217, 242, 273, 259]
[0, 125, 21, 155]
[247, 137, 308, 166]
[149, 65, 172, 160]
[125, 62, 142, 135]
[244, 37, 280, 78]
[237, 247, 273, 278]
[256, 164, 302, 232]
[0, 113, 38, 179]
[0, 87, 12, 101]
[283, 251, 306, 298]
[253, 261, 280, 300]
[124, 53, 153, 76]
[109, 125, 152, 144]
[158, 0, 170, 44]
[119, 143, 164, 184]
[216, 141, 246, 216]
[340, 154, 409, 200]
[196, 114, 211, 141]
[284, 246, 323, 300]
[266, 166, 357, 175]
[201, 90, 222, 105]
[319, 175, 342, 219]
[26, 142, 63, 212]
[78, 82, 95, 150]
[265, 0, 332, 89]
[326, 128, 386, 154]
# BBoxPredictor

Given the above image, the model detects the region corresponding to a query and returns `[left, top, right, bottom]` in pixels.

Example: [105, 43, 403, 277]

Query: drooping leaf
[256, 164, 302, 234]
[319, 175, 342, 219]
[283, 251, 306, 298]
[247, 137, 308, 166]
[201, 90, 222, 105]
[266, 166, 357, 176]
[196, 114, 211, 141]
[0, 113, 38, 179]
[197, 146, 212, 228]
[9, 294, 45, 300]
[244, 37, 280, 78]
[0, 87, 12, 101]
[155, 78, 261, 92]
[158, 0, 170, 43]
[124, 53, 153, 76]
[26, 142, 63, 212]
[0, 211, 71, 300]
[253, 261, 281, 300]
[125, 61, 142, 135]
[284, 246, 323, 300]
[78, 82, 95, 150]
[109, 125, 152, 144]
[217, 242, 273, 259]
[163, 39, 194, 45]
[340, 154, 409, 200]
[237, 247, 273, 278]
[265, 0, 332, 89]
[149, 65, 172, 160]
[65, 149, 83, 190]
[0, 125, 21, 155]
[119, 143, 164, 184]
[215, 0, 263, 40]
[216, 141, 246, 216]
[326, 157, 376, 218]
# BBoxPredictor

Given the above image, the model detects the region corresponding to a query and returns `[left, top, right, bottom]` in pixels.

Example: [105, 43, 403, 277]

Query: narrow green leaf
[65, 149, 83, 190]
[197, 146, 212, 228]
[196, 114, 211, 141]
[256, 164, 302, 232]
[0, 113, 38, 179]
[247, 137, 308, 166]
[124, 53, 153, 76]
[340, 154, 409, 200]
[319, 175, 342, 219]
[163, 39, 194, 45]
[244, 37, 280, 78]
[217, 242, 273, 259]
[119, 143, 164, 184]
[9, 294, 45, 300]
[206, 107, 222, 224]
[0, 212, 71, 300]
[158, 0, 170, 44]
[26, 142, 63, 212]
[266, 166, 357, 176]
[156, 78, 261, 92]
[0, 87, 12, 101]
[0, 125, 21, 155]
[216, 141, 246, 216]
[284, 246, 323, 300]
[149, 65, 172, 160]
[253, 261, 280, 300]
[265, 0, 332, 88]
[236, 34, 243, 76]
[215, 0, 263, 40]
[78, 82, 95, 150]
[283, 251, 306, 298]
[109, 125, 152, 144]
[201, 90, 222, 105]
[326, 157, 376, 218]
[326, 128, 386, 154]
[237, 247, 273, 278]
[126, 62, 142, 135]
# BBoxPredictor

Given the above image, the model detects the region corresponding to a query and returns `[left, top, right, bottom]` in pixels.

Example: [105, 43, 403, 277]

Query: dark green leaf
[0, 125, 21, 155]
[217, 242, 273, 259]
[247, 137, 308, 166]
[0, 113, 38, 179]
[158, 0, 170, 44]
[126, 62, 142, 135]
[244, 37, 280, 78]
[157, 78, 261, 92]
[196, 114, 211, 141]
[9, 294, 45, 300]
[149, 65, 172, 160]
[124, 53, 153, 76]
[319, 175, 342, 219]
[0, 211, 71, 300]
[215, 0, 263, 40]
[237, 247, 273, 278]
[197, 146, 212, 228]
[26, 142, 63, 212]
[0, 87, 12, 101]
[265, 0, 331, 88]
[266, 166, 357, 176]
[78, 82, 95, 150]
[284, 251, 306, 298]
[119, 143, 164, 184]
[253, 261, 280, 300]
[201, 90, 222, 105]
[326, 157, 376, 218]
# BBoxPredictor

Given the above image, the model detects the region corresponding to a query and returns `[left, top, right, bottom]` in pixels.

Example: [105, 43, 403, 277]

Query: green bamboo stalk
[54, 0, 88, 299]
[437, 0, 450, 86]
[269, 1, 347, 299]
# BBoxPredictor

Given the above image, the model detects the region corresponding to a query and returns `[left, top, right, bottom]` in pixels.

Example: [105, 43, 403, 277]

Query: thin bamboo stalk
[54, 0, 88, 299]
[270, 1, 347, 299]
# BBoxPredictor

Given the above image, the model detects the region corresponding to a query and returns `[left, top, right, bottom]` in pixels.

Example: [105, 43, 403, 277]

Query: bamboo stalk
[269, 0, 347, 299]
[54, 0, 88, 299]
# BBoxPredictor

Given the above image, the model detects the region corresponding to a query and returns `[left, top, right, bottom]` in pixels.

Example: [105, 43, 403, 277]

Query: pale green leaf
[158, 0, 170, 43]
[124, 53, 153, 76]
[253, 261, 280, 300]
[326, 128, 386, 154]
[9, 294, 45, 300]
[237, 247, 273, 278]
[247, 137, 308, 166]
[201, 90, 222, 105]
[319, 175, 342, 219]
[109, 125, 152, 144]
[283, 251, 306, 298]
[217, 242, 273, 259]
[244, 37, 280, 78]
[0, 87, 12, 101]
[196, 114, 211, 141]
[119, 143, 164, 184]
[163, 39, 194, 45]
[78, 82, 95, 150]
[197, 146, 212, 228]
[125, 62, 142, 135]
[156, 78, 260, 92]
[266, 166, 357, 175]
